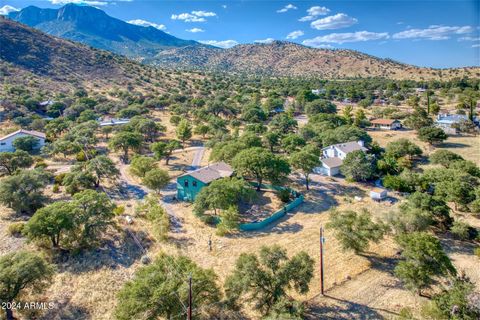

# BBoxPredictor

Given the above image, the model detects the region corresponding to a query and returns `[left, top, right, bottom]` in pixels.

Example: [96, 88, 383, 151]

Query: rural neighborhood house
[0, 129, 46, 152]
[369, 118, 402, 130]
[176, 162, 234, 201]
[314, 140, 367, 176]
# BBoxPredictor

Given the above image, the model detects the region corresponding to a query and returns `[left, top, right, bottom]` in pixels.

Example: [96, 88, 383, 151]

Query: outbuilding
[370, 187, 388, 201]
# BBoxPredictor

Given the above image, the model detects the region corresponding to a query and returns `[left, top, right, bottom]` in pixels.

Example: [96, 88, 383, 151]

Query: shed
[370, 187, 388, 201]
[176, 162, 233, 201]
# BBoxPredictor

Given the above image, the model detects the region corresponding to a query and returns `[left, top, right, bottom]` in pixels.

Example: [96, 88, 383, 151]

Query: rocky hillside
[153, 41, 480, 80]
[8, 4, 203, 60]
[0, 17, 135, 81]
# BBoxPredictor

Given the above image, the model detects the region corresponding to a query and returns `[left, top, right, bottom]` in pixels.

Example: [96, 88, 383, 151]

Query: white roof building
[314, 141, 367, 176]
[0, 129, 46, 152]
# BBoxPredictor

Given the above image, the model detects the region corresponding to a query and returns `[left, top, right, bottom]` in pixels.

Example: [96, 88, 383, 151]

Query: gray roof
[180, 162, 233, 184]
[334, 141, 366, 154]
[322, 157, 343, 168]
[435, 114, 468, 125]
[0, 129, 46, 141]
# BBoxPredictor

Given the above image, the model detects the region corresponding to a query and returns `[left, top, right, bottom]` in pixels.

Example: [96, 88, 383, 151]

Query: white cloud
[222, 5, 227, 9]
[472, 44, 480, 48]
[186, 27, 204, 33]
[171, 10, 216, 22]
[191, 10, 216, 17]
[127, 19, 166, 30]
[277, 4, 297, 13]
[299, 6, 330, 22]
[286, 30, 304, 40]
[310, 13, 358, 30]
[458, 36, 480, 41]
[0, 5, 20, 15]
[303, 31, 389, 46]
[254, 38, 275, 44]
[392, 25, 473, 40]
[199, 40, 238, 48]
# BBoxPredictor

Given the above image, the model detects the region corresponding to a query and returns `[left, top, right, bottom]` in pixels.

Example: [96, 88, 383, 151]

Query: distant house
[0, 129, 46, 152]
[39, 100, 55, 107]
[311, 89, 325, 95]
[435, 114, 471, 135]
[415, 88, 426, 93]
[370, 188, 388, 201]
[314, 141, 367, 176]
[176, 162, 234, 201]
[369, 119, 402, 130]
[98, 118, 131, 127]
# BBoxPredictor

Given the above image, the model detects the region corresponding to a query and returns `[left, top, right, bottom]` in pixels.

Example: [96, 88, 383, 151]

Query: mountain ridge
[8, 4, 203, 59]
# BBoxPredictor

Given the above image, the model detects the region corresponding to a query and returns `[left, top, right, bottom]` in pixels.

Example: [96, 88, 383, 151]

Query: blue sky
[1, 0, 479, 68]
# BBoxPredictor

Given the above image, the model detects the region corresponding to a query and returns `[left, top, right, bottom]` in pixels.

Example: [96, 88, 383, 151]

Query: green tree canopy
[341, 150, 375, 182]
[12, 136, 39, 153]
[327, 209, 387, 253]
[0, 251, 54, 320]
[109, 131, 143, 163]
[0, 169, 50, 214]
[232, 147, 291, 190]
[0, 151, 33, 175]
[225, 245, 314, 316]
[142, 168, 170, 193]
[115, 254, 221, 320]
[418, 127, 447, 145]
[395, 232, 456, 294]
[290, 146, 320, 190]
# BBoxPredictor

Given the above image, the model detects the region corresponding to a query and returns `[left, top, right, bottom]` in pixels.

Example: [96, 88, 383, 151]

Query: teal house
[176, 162, 234, 201]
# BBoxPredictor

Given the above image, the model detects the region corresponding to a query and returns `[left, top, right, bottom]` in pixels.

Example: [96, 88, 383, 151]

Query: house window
[184, 180, 189, 187]
[192, 180, 197, 187]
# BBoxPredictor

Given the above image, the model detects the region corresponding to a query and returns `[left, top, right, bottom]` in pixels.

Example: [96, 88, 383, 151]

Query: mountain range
[7, 4, 203, 60]
[5, 4, 480, 80]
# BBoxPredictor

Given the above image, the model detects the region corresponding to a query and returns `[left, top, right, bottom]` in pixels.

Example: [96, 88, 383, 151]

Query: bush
[54, 173, 66, 185]
[383, 175, 414, 192]
[34, 161, 48, 169]
[76, 151, 87, 162]
[8, 222, 25, 237]
[277, 189, 291, 203]
[451, 221, 471, 240]
[474, 247, 480, 258]
[114, 206, 125, 216]
[52, 184, 60, 193]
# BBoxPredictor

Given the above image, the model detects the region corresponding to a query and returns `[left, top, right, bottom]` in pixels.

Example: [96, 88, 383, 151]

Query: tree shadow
[440, 236, 477, 256]
[306, 294, 394, 320]
[55, 229, 151, 274]
[439, 142, 470, 149]
[108, 181, 147, 200]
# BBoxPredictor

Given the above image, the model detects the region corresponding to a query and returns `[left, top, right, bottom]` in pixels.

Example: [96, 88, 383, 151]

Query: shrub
[451, 221, 471, 240]
[114, 206, 125, 216]
[52, 184, 60, 193]
[34, 161, 48, 169]
[76, 151, 87, 162]
[8, 222, 25, 237]
[277, 189, 291, 203]
[54, 173, 67, 185]
[474, 247, 480, 258]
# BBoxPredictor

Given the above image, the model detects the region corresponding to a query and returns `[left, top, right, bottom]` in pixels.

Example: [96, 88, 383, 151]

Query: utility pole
[187, 276, 192, 320]
[319, 226, 325, 295]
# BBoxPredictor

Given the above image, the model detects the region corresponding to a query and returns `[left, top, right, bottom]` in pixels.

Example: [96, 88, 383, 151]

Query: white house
[370, 187, 388, 201]
[98, 118, 131, 127]
[0, 129, 46, 152]
[314, 141, 367, 176]
[369, 119, 402, 130]
[434, 114, 477, 135]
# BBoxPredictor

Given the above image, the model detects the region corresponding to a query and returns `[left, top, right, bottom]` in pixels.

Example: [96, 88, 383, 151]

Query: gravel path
[114, 145, 205, 233]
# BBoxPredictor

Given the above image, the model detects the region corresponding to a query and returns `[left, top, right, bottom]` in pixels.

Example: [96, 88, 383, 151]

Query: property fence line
[238, 185, 304, 231]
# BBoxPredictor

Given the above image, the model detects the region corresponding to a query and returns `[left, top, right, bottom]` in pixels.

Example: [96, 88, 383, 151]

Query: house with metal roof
[434, 114, 476, 135]
[314, 141, 367, 176]
[176, 162, 234, 201]
[0, 129, 46, 152]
